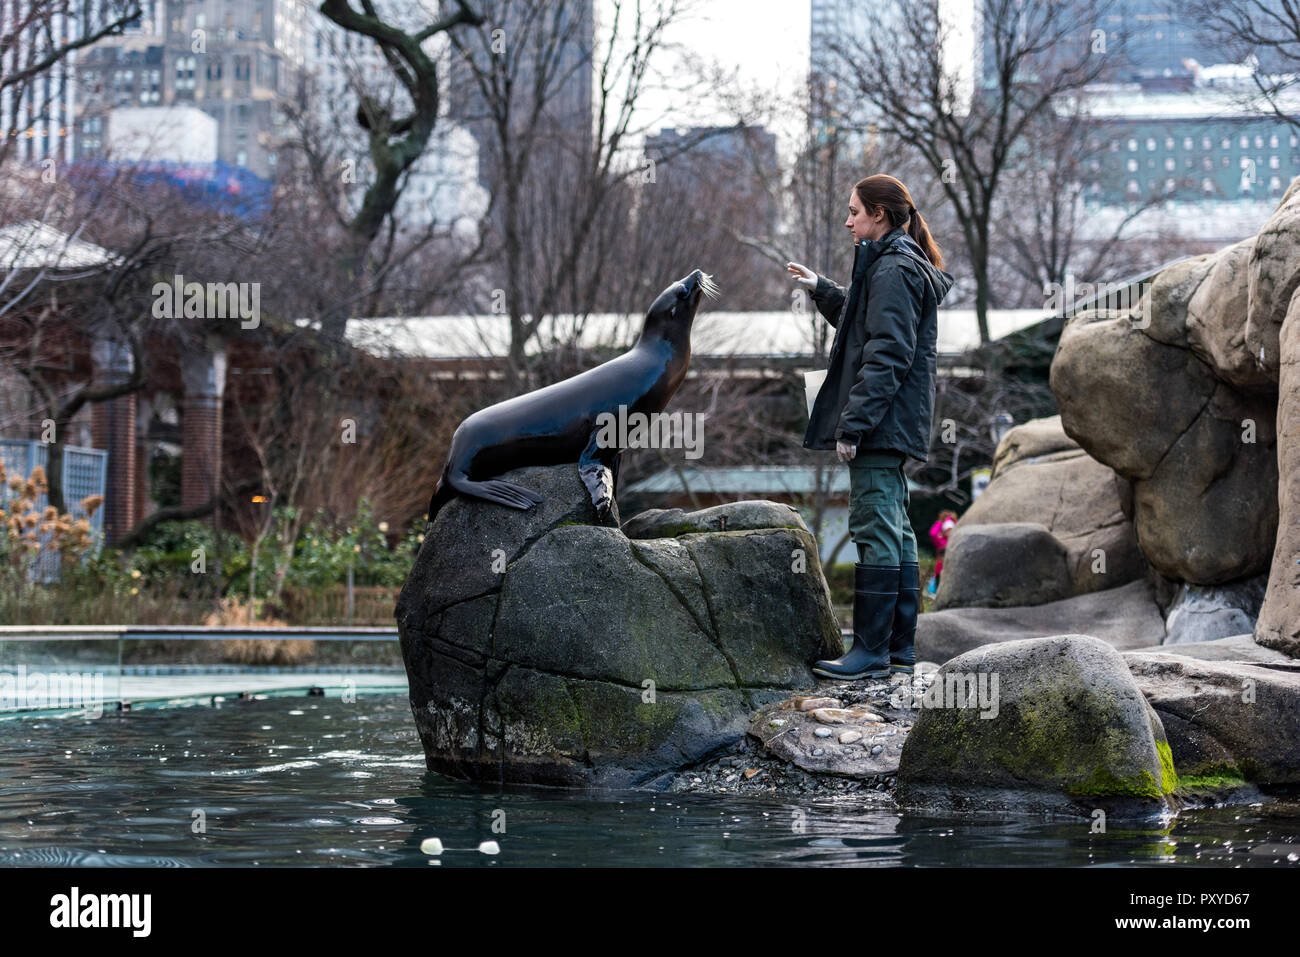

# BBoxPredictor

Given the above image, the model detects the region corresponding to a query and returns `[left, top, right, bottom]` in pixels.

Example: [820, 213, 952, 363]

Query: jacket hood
[866, 227, 955, 306]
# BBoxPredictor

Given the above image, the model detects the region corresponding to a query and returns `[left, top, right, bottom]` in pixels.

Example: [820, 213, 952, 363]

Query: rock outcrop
[918, 579, 1166, 661]
[1051, 220, 1280, 588]
[1124, 651, 1300, 784]
[897, 635, 1177, 819]
[934, 416, 1145, 611]
[396, 468, 844, 787]
[1255, 285, 1300, 656]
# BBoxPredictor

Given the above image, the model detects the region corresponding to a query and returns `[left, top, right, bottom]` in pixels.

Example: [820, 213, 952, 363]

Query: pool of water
[1, 693, 1298, 867]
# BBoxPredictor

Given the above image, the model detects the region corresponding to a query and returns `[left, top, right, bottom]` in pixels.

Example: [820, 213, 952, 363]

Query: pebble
[838, 730, 863, 744]
[809, 708, 847, 724]
[814, 726, 833, 738]
[743, 768, 761, 780]
[849, 710, 883, 722]
[478, 840, 500, 855]
[871, 744, 884, 756]
[796, 696, 842, 711]
[812, 748, 825, 756]
[420, 837, 444, 856]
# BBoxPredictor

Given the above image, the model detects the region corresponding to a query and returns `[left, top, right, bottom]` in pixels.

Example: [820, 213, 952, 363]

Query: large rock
[933, 523, 1072, 610]
[1246, 176, 1300, 378]
[918, 579, 1166, 663]
[897, 635, 1177, 819]
[1256, 286, 1300, 657]
[622, 500, 806, 538]
[1125, 652, 1300, 784]
[396, 466, 845, 788]
[1051, 242, 1279, 585]
[952, 416, 1146, 602]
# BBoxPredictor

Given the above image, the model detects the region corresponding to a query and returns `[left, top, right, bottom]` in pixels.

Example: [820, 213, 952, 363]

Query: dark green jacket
[802, 227, 955, 461]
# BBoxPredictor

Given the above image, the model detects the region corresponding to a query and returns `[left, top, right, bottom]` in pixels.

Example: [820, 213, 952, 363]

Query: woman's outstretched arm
[787, 261, 846, 327]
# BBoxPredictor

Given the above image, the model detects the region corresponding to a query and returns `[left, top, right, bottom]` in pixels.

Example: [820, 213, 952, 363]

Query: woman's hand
[836, 439, 857, 462]
[786, 262, 817, 290]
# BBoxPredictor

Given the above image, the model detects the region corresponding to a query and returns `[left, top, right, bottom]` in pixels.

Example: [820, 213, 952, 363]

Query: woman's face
[845, 189, 888, 242]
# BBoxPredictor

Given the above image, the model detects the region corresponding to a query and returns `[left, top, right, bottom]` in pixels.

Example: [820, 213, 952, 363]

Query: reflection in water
[0, 694, 1297, 867]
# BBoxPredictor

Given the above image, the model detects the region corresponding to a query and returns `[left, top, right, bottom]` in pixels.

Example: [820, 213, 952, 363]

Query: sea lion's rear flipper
[578, 433, 617, 518]
[447, 471, 544, 511]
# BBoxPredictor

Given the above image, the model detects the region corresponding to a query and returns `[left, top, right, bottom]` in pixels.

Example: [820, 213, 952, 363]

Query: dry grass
[203, 597, 316, 665]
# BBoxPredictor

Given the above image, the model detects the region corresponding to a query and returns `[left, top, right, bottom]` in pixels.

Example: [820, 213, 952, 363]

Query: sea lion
[426, 268, 718, 524]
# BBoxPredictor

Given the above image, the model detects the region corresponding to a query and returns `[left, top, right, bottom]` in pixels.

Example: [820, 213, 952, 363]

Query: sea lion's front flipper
[446, 471, 544, 511]
[578, 432, 616, 518]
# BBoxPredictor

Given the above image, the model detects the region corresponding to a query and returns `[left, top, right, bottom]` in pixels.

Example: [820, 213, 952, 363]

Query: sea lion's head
[643, 269, 718, 343]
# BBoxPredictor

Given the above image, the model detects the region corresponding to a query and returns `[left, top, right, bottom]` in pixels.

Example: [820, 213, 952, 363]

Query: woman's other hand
[786, 262, 817, 290]
[836, 439, 857, 462]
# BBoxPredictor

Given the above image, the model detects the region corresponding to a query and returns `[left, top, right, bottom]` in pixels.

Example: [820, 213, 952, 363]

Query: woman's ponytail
[907, 209, 945, 270]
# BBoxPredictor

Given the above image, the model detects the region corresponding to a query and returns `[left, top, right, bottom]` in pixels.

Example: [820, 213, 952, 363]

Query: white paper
[803, 369, 827, 419]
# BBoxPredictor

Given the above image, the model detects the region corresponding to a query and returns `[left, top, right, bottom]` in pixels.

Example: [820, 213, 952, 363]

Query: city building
[76, 0, 310, 178]
[445, 0, 594, 193]
[0, 0, 163, 164]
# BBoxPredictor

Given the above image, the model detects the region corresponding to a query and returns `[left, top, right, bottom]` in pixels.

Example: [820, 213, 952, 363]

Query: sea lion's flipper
[446, 471, 544, 511]
[578, 432, 616, 518]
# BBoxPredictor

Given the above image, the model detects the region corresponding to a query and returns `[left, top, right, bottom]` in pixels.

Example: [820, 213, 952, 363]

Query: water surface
[1, 694, 1297, 867]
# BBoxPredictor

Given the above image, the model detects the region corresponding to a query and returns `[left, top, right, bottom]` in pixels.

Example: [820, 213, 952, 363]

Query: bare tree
[314, 0, 485, 340]
[0, 0, 144, 164]
[1183, 0, 1300, 133]
[826, 0, 1122, 342]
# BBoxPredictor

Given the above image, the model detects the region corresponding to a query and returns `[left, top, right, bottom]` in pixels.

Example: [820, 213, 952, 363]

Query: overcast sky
[597, 0, 812, 149]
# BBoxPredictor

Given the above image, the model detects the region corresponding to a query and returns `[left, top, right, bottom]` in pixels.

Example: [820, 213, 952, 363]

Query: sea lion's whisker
[698, 272, 720, 300]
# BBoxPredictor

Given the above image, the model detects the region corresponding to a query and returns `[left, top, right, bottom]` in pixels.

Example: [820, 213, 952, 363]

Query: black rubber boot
[812, 563, 898, 680]
[889, 561, 920, 674]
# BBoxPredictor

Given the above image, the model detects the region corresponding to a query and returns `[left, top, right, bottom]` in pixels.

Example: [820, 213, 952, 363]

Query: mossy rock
[897, 634, 1176, 820]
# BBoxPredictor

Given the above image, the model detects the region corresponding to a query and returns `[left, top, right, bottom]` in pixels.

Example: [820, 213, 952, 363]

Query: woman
[787, 174, 954, 680]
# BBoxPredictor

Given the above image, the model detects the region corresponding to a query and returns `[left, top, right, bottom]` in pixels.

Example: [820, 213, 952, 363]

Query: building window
[1241, 134, 1250, 149]
[1203, 157, 1213, 170]
[1127, 158, 1138, 171]
[1165, 136, 1175, 150]
[1147, 137, 1156, 151]
[1126, 179, 1140, 195]
[1164, 178, 1175, 193]
[1109, 139, 1119, 151]
[1165, 157, 1176, 171]
[1223, 137, 1232, 150]
[1183, 137, 1193, 150]
[1202, 136, 1212, 150]
[1255, 134, 1265, 149]
[1128, 138, 1138, 151]
[1271, 133, 1280, 148]
[1202, 178, 1214, 195]
[1271, 155, 1280, 169]
[1271, 175, 1282, 193]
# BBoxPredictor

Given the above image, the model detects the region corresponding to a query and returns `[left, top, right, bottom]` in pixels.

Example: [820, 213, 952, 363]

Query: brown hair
[853, 174, 945, 270]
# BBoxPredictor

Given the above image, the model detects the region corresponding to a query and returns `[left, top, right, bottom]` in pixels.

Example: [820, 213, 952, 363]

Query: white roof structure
[0, 221, 117, 272]
[1060, 82, 1300, 121]
[341, 308, 1050, 361]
